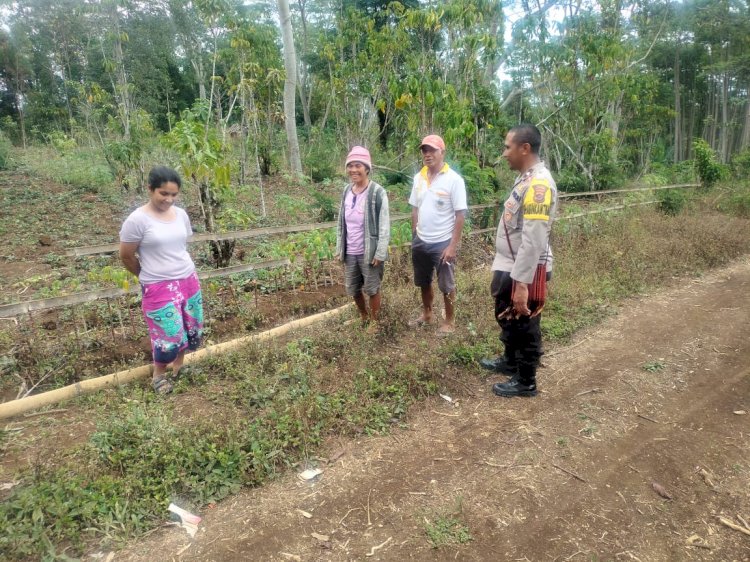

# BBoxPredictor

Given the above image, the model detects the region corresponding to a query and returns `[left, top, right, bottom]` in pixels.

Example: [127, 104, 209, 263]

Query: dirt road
[117, 259, 750, 561]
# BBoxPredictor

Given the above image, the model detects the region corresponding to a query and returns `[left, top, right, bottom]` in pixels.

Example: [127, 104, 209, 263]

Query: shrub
[730, 148, 750, 179]
[658, 188, 687, 216]
[308, 186, 337, 221]
[716, 181, 750, 218]
[692, 139, 726, 187]
[0, 131, 11, 170]
[556, 168, 588, 192]
[46, 130, 78, 153]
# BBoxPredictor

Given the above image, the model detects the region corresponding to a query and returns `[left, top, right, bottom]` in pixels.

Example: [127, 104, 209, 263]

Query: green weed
[642, 360, 666, 373]
[424, 498, 472, 548]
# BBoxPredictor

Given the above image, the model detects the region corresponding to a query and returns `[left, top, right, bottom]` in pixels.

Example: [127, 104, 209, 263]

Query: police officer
[480, 124, 558, 397]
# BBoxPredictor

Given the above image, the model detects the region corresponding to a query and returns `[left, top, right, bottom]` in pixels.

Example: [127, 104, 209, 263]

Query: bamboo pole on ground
[0, 304, 352, 420]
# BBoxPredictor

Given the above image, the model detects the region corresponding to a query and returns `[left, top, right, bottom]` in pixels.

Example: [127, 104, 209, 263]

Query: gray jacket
[492, 161, 557, 283]
[335, 180, 390, 263]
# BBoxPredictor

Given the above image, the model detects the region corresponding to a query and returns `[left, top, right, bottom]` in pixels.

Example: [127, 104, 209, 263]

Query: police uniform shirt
[492, 161, 558, 283]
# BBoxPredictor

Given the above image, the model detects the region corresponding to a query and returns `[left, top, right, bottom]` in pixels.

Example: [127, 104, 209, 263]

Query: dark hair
[509, 124, 542, 155]
[148, 166, 182, 190]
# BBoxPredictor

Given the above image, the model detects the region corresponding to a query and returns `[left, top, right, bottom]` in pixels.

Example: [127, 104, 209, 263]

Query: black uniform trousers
[491, 270, 551, 382]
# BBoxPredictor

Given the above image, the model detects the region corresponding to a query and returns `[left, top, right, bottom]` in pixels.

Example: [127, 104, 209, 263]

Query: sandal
[152, 377, 173, 395]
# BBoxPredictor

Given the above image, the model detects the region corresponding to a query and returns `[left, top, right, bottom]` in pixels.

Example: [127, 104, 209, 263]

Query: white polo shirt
[408, 164, 468, 244]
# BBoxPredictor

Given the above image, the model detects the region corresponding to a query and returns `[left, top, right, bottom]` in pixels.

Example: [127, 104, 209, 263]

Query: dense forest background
[1, 0, 749, 201]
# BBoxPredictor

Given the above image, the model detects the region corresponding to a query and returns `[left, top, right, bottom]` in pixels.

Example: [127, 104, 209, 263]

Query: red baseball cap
[419, 134, 445, 151]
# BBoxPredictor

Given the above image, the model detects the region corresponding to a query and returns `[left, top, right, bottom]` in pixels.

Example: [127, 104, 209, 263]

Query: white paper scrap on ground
[439, 393, 453, 403]
[298, 468, 323, 481]
[168, 503, 202, 538]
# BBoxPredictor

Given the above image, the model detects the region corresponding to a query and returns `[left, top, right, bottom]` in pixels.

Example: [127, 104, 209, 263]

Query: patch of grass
[0, 322, 437, 560]
[424, 498, 473, 548]
[715, 181, 750, 218]
[642, 360, 666, 373]
[446, 339, 493, 366]
[17, 146, 114, 193]
[580, 424, 598, 436]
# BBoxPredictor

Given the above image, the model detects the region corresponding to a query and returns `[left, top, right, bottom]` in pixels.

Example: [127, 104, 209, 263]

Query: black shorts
[411, 236, 456, 294]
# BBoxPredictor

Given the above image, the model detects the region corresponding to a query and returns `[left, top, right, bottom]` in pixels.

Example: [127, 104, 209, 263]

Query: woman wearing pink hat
[335, 146, 390, 330]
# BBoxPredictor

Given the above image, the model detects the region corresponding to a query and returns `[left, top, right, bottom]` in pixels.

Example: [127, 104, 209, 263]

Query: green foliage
[730, 148, 750, 179]
[693, 139, 726, 187]
[642, 360, 665, 372]
[45, 151, 114, 193]
[424, 498, 472, 548]
[0, 333, 438, 559]
[0, 131, 11, 170]
[87, 266, 138, 290]
[641, 172, 669, 187]
[556, 169, 589, 193]
[453, 156, 497, 203]
[658, 189, 687, 216]
[715, 181, 750, 218]
[308, 186, 337, 221]
[46, 131, 77, 153]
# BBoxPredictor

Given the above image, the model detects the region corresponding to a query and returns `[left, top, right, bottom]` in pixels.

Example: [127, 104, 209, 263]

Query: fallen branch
[551, 463, 587, 483]
[338, 507, 361, 526]
[365, 537, 392, 557]
[637, 414, 660, 424]
[431, 410, 460, 417]
[23, 408, 68, 418]
[717, 516, 750, 537]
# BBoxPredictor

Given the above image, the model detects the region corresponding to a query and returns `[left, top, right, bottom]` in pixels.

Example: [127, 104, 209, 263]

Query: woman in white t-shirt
[119, 167, 203, 395]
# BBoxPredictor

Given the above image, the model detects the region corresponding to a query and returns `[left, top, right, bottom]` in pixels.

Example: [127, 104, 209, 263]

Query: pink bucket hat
[345, 146, 372, 170]
[419, 134, 446, 151]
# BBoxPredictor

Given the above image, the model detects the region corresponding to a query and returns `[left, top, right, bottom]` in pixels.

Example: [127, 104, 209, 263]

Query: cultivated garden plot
[3, 0, 750, 557]
[1, 169, 749, 559]
[115, 259, 750, 562]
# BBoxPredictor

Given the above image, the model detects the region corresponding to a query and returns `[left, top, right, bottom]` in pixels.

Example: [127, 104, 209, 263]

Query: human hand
[440, 244, 457, 265]
[512, 282, 531, 316]
[371, 258, 382, 267]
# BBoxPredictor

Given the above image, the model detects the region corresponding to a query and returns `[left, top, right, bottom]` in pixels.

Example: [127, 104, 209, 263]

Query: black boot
[479, 354, 518, 377]
[492, 364, 537, 397]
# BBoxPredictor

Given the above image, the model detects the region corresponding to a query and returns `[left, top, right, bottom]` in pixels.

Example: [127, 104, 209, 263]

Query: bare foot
[408, 314, 433, 327]
[437, 322, 455, 336]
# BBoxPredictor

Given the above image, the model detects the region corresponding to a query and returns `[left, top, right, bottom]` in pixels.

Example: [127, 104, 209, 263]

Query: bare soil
[106, 260, 750, 561]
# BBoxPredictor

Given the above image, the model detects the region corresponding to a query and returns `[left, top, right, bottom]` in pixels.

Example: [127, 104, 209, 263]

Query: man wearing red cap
[408, 134, 468, 335]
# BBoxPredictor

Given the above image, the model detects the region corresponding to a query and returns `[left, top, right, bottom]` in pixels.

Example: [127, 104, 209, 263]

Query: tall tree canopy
[2, 0, 750, 192]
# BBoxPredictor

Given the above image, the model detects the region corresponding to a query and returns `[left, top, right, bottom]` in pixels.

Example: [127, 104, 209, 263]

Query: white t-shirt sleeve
[179, 207, 193, 237]
[408, 174, 419, 207]
[452, 175, 468, 211]
[119, 212, 145, 243]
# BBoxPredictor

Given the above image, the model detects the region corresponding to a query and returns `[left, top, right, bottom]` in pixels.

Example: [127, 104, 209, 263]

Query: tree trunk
[673, 46, 682, 163]
[720, 71, 730, 163]
[198, 180, 234, 267]
[192, 58, 207, 100]
[277, 0, 303, 176]
[686, 94, 696, 159]
[107, 5, 131, 139]
[296, 0, 312, 129]
[740, 96, 750, 151]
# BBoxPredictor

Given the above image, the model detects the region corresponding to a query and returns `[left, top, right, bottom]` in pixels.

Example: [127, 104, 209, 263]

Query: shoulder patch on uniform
[523, 179, 552, 220]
